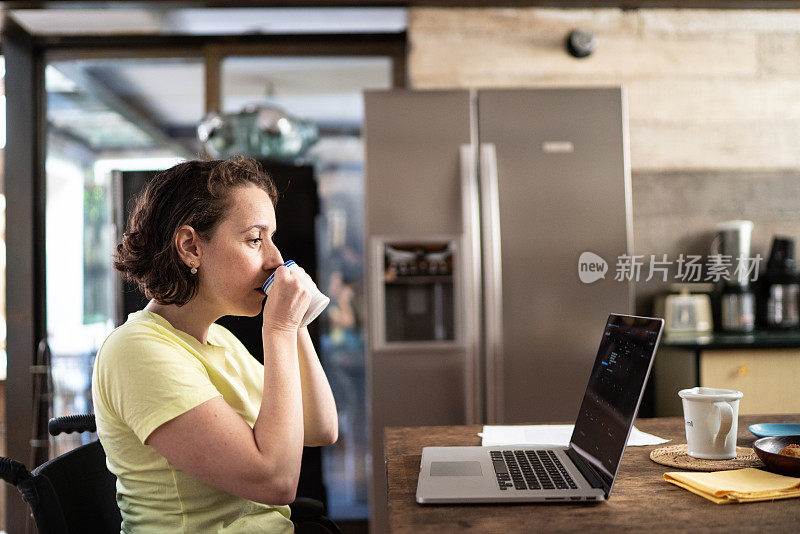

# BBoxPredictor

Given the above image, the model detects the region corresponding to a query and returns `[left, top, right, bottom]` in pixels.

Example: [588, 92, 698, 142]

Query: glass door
[6, 10, 405, 530]
[42, 49, 395, 522]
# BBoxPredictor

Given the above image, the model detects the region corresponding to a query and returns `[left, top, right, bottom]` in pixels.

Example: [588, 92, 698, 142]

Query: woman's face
[196, 183, 283, 317]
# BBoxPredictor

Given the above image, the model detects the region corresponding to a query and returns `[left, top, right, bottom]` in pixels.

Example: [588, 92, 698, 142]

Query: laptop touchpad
[430, 461, 482, 476]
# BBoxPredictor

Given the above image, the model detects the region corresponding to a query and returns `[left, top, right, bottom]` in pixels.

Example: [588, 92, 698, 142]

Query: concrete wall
[407, 7, 800, 313]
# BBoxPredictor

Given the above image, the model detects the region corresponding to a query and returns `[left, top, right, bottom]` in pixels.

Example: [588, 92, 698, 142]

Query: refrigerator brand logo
[542, 141, 575, 153]
[578, 252, 608, 284]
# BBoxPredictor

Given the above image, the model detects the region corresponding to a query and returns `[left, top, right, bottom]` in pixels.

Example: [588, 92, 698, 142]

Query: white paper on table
[479, 424, 669, 447]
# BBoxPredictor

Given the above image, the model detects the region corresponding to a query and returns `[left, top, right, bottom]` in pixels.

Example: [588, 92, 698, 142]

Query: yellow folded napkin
[664, 468, 800, 504]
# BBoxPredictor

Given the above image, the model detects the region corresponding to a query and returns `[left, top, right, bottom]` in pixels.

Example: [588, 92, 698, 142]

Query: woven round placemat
[650, 444, 763, 471]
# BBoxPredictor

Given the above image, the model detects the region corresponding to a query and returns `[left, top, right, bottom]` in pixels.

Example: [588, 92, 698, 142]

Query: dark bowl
[753, 435, 800, 477]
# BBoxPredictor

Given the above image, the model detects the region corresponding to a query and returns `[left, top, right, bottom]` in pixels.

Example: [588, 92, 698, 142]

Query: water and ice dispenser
[378, 240, 457, 344]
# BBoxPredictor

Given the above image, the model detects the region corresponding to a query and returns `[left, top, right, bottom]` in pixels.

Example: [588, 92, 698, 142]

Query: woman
[91, 156, 338, 533]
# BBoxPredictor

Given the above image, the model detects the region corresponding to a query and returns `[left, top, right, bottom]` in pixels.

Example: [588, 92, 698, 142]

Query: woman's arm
[146, 330, 304, 505]
[297, 327, 338, 446]
[146, 268, 309, 505]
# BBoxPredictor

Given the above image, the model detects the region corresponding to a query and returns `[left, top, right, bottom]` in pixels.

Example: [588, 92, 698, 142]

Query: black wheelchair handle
[0, 457, 32, 485]
[48, 414, 97, 436]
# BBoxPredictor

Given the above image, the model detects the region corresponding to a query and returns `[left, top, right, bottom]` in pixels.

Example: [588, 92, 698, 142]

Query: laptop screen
[569, 314, 663, 494]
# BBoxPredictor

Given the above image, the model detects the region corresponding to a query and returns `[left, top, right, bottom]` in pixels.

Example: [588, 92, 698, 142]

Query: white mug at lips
[678, 387, 743, 460]
[262, 260, 330, 328]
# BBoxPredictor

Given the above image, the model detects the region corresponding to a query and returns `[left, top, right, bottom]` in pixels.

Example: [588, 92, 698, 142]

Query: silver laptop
[416, 314, 664, 504]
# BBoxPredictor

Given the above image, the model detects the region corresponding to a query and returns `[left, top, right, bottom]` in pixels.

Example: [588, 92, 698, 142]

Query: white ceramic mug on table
[678, 387, 743, 460]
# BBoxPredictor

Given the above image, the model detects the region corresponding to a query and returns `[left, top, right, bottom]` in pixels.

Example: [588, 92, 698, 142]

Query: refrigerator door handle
[479, 142, 504, 424]
[460, 143, 483, 424]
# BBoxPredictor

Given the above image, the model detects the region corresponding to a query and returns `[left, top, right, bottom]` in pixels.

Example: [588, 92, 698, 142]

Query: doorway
[5, 9, 405, 530]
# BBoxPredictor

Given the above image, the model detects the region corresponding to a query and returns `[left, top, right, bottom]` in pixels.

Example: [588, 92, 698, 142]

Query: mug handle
[713, 401, 734, 445]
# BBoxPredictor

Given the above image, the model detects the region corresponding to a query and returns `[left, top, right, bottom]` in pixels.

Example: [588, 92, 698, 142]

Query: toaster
[654, 284, 713, 334]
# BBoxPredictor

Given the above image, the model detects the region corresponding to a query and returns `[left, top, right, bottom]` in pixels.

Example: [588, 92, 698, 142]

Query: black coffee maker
[757, 237, 800, 329]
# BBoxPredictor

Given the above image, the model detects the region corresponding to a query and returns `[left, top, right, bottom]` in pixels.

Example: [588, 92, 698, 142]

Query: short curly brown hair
[114, 156, 278, 306]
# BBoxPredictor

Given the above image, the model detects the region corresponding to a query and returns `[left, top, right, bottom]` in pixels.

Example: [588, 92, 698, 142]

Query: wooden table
[385, 414, 800, 533]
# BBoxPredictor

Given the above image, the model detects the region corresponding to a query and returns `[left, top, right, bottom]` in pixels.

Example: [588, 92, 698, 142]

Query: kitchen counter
[655, 332, 800, 416]
[662, 330, 800, 350]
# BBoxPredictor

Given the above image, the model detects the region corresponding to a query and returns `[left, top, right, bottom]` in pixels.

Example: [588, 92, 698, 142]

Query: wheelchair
[0, 414, 340, 533]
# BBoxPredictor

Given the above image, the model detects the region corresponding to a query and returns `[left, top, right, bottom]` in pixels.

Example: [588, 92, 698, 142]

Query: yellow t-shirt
[91, 310, 293, 533]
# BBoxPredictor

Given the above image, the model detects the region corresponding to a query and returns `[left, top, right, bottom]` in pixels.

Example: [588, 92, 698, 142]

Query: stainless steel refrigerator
[364, 88, 633, 531]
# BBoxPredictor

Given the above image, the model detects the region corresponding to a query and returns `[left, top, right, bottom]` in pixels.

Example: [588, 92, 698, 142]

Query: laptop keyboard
[490, 450, 578, 491]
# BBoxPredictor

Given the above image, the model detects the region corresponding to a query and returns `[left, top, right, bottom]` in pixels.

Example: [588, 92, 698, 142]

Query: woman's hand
[262, 266, 312, 334]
